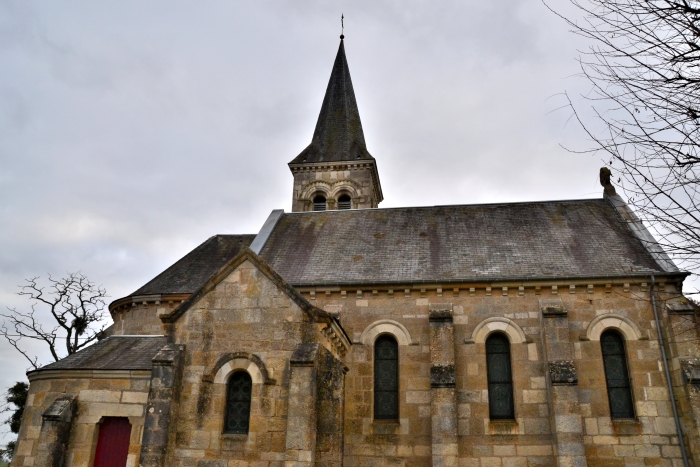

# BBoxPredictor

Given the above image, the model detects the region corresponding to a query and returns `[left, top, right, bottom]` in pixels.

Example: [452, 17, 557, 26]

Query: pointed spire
[290, 38, 374, 164]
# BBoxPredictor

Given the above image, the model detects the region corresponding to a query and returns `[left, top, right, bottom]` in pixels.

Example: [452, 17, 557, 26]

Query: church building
[11, 36, 700, 467]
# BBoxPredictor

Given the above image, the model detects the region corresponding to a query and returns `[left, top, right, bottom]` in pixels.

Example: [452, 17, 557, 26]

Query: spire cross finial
[341, 14, 344, 39]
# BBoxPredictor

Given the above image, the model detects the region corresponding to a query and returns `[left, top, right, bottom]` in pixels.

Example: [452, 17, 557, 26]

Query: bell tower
[289, 36, 383, 212]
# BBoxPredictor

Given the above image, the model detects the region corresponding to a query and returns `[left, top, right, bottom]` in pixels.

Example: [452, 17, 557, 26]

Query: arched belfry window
[486, 333, 515, 420]
[374, 335, 399, 420]
[313, 195, 327, 211]
[337, 194, 352, 210]
[601, 330, 635, 419]
[224, 371, 252, 434]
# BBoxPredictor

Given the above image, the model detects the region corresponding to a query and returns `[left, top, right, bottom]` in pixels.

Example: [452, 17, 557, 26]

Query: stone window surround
[213, 357, 265, 385]
[469, 317, 528, 344]
[359, 319, 414, 346]
[584, 314, 643, 341]
[299, 180, 362, 211]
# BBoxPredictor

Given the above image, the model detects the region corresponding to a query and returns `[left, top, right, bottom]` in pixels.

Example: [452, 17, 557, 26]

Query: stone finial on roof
[600, 167, 617, 196]
[289, 37, 373, 164]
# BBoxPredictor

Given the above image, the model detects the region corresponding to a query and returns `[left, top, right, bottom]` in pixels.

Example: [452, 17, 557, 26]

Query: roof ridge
[281, 197, 606, 215]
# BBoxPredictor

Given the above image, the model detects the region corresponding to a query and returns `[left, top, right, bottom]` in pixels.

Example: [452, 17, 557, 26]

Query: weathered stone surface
[139, 343, 184, 467]
[681, 358, 700, 385]
[431, 364, 456, 388]
[540, 299, 567, 317]
[33, 395, 76, 467]
[549, 360, 578, 386]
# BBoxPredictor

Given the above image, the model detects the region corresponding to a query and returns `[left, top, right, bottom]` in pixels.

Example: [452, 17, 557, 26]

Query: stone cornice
[28, 369, 152, 382]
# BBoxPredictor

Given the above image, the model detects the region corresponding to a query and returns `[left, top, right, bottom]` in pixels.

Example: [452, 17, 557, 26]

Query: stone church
[11, 36, 700, 467]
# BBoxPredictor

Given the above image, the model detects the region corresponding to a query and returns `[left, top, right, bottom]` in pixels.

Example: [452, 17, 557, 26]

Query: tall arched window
[313, 195, 327, 211]
[486, 333, 515, 420]
[374, 335, 399, 420]
[225, 371, 252, 434]
[601, 330, 635, 419]
[337, 194, 352, 210]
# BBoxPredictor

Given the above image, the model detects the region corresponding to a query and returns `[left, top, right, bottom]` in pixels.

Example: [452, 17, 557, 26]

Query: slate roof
[289, 39, 374, 165]
[258, 199, 675, 285]
[34, 336, 167, 372]
[131, 234, 255, 295]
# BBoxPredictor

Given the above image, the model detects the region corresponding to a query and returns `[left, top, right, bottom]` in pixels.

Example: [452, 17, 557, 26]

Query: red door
[93, 417, 132, 467]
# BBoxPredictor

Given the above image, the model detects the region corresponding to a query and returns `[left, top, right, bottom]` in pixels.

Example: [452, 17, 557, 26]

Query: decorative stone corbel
[548, 360, 578, 386]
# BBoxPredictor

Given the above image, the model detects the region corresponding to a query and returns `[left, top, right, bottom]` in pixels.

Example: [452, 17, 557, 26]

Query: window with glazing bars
[337, 194, 352, 210]
[601, 330, 635, 419]
[374, 335, 399, 420]
[224, 371, 252, 434]
[313, 195, 327, 211]
[486, 333, 515, 420]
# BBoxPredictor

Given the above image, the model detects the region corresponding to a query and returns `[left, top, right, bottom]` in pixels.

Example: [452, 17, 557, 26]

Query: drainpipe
[651, 275, 690, 467]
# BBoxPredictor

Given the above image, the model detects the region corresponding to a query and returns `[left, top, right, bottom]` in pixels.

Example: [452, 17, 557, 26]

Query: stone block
[555, 415, 582, 433]
[482, 458, 502, 467]
[79, 389, 122, 403]
[636, 401, 658, 417]
[406, 391, 431, 404]
[88, 402, 144, 417]
[523, 390, 547, 404]
[122, 391, 149, 404]
[634, 444, 661, 457]
[655, 417, 677, 435]
[503, 458, 527, 467]
[584, 418, 598, 435]
[644, 387, 669, 401]
[493, 445, 516, 456]
[530, 377, 546, 389]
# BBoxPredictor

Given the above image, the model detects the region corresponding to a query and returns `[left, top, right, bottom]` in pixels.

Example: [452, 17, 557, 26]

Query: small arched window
[374, 335, 399, 420]
[313, 195, 327, 211]
[224, 371, 252, 434]
[486, 333, 515, 420]
[601, 330, 635, 419]
[337, 194, 352, 210]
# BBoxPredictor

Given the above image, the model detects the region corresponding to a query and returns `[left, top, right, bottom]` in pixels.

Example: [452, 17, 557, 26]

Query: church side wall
[11, 373, 150, 467]
[307, 281, 690, 467]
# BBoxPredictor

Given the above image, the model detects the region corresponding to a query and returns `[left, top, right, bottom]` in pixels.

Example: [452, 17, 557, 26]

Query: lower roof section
[28, 335, 168, 376]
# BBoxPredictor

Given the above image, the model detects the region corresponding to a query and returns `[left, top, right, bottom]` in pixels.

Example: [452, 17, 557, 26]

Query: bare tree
[548, 0, 700, 275]
[0, 273, 108, 370]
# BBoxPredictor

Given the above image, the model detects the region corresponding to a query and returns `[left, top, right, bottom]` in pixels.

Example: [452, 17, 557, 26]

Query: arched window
[601, 330, 635, 419]
[374, 335, 399, 420]
[486, 333, 515, 420]
[337, 194, 352, 210]
[313, 195, 327, 211]
[224, 371, 252, 434]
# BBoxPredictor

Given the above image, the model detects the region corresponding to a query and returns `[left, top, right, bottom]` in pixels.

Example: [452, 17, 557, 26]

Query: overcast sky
[0, 0, 645, 436]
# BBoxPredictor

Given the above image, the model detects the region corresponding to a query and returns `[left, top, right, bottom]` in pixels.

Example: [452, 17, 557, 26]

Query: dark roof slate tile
[289, 39, 373, 165]
[35, 336, 167, 372]
[258, 199, 671, 284]
[131, 234, 255, 295]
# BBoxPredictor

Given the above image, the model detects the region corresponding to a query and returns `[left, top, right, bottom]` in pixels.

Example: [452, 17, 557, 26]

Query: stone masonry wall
[12, 373, 150, 467]
[168, 259, 343, 467]
[291, 164, 379, 212]
[306, 280, 691, 467]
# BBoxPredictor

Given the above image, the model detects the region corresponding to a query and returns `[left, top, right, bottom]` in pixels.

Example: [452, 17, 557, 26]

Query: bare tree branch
[0, 273, 109, 369]
[547, 0, 700, 282]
